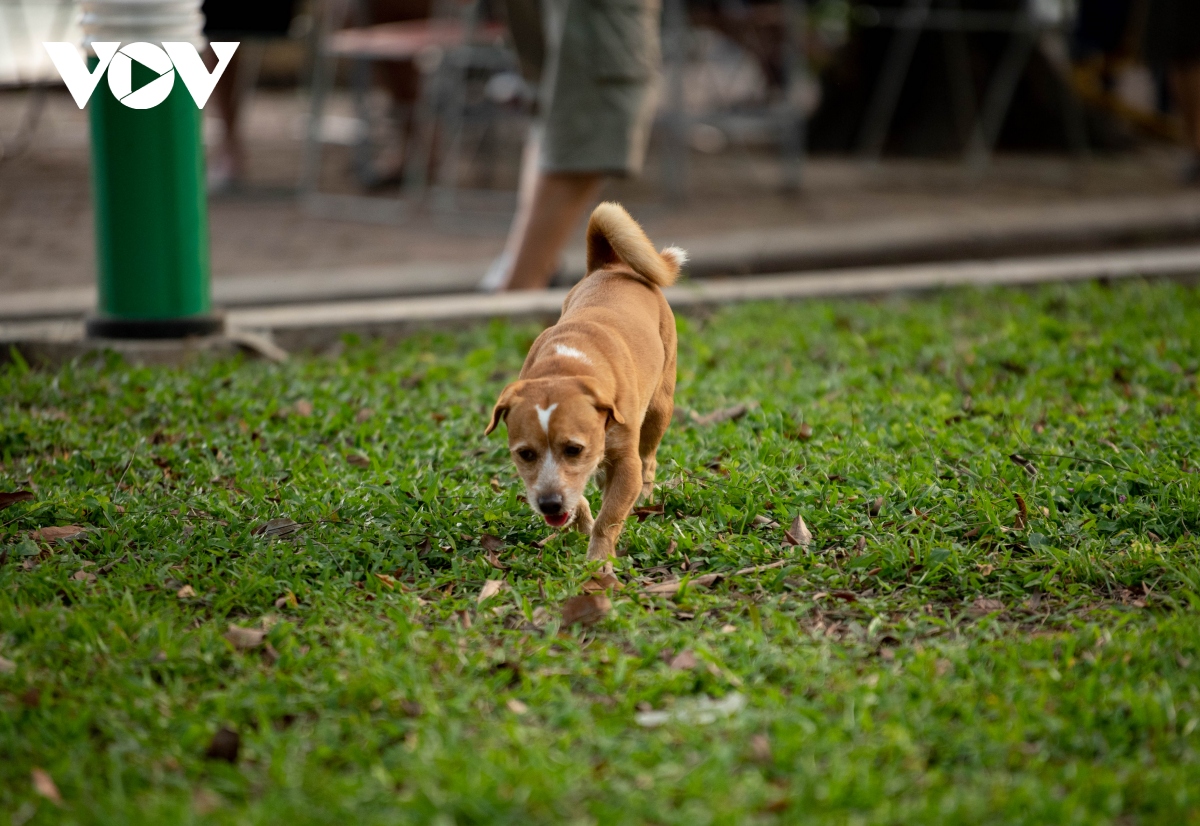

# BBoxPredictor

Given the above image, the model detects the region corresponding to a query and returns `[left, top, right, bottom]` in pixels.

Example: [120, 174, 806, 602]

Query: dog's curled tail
[585, 201, 687, 288]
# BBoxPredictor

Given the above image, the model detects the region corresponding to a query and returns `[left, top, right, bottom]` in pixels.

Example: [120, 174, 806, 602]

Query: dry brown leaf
[489, 477, 502, 493]
[971, 597, 1005, 617]
[668, 650, 698, 670]
[275, 591, 298, 609]
[634, 503, 665, 521]
[484, 550, 508, 570]
[293, 399, 314, 417]
[977, 564, 995, 576]
[176, 584, 196, 598]
[720, 624, 737, 634]
[205, 727, 240, 763]
[72, 570, 97, 583]
[346, 453, 370, 468]
[868, 496, 884, 517]
[691, 404, 749, 427]
[582, 572, 625, 593]
[354, 407, 374, 424]
[1013, 493, 1028, 531]
[0, 655, 15, 674]
[374, 573, 398, 590]
[784, 514, 813, 548]
[506, 698, 529, 715]
[251, 517, 302, 538]
[225, 625, 266, 650]
[0, 490, 34, 511]
[477, 579, 505, 604]
[561, 594, 611, 626]
[752, 514, 780, 528]
[793, 422, 813, 441]
[481, 534, 504, 553]
[31, 525, 86, 543]
[31, 768, 63, 806]
[642, 573, 721, 597]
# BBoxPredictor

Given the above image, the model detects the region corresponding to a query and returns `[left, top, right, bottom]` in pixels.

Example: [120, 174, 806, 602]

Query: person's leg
[204, 48, 245, 187]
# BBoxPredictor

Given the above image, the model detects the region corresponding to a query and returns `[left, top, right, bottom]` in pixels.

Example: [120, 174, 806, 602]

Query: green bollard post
[83, 1, 222, 339]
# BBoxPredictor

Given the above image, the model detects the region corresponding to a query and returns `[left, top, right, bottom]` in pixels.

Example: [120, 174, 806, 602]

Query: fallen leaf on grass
[72, 570, 97, 583]
[346, 453, 370, 468]
[205, 728, 240, 763]
[374, 573, 398, 590]
[293, 400, 314, 417]
[733, 560, 789, 576]
[1013, 494, 1028, 531]
[720, 624, 737, 634]
[668, 650, 698, 670]
[561, 594, 611, 626]
[633, 503, 665, 521]
[176, 584, 196, 598]
[275, 591, 298, 609]
[31, 525, 87, 543]
[642, 573, 721, 596]
[1009, 453, 1038, 477]
[477, 579, 505, 604]
[791, 422, 813, 441]
[868, 497, 884, 517]
[583, 572, 625, 593]
[752, 514, 780, 528]
[506, 698, 529, 715]
[354, 407, 374, 424]
[31, 768, 63, 806]
[783, 515, 812, 548]
[750, 733, 772, 763]
[225, 626, 266, 650]
[970, 597, 1005, 617]
[533, 533, 559, 549]
[481, 534, 504, 552]
[0, 655, 15, 673]
[0, 490, 34, 511]
[635, 692, 746, 728]
[690, 404, 749, 427]
[251, 518, 301, 538]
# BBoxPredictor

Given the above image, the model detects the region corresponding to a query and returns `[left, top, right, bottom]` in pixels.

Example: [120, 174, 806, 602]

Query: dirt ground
[1, 88, 1196, 293]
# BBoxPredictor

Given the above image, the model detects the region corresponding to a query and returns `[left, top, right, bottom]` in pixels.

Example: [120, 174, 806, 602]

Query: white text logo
[43, 42, 239, 110]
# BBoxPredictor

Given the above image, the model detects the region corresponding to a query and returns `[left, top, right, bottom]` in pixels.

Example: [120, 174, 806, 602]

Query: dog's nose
[538, 494, 564, 516]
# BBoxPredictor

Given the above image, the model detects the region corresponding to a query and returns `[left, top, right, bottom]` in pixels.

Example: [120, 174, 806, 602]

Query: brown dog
[485, 202, 684, 566]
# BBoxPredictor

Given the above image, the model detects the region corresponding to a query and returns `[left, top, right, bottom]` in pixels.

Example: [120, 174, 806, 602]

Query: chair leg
[965, 25, 1036, 176]
[857, 0, 932, 163]
[779, 0, 807, 193]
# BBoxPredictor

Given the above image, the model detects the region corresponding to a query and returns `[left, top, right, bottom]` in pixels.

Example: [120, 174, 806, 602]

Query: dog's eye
[516, 448, 537, 462]
[563, 444, 583, 457]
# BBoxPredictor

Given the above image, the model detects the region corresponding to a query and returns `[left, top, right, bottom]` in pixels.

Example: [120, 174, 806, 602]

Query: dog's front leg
[587, 451, 642, 569]
[572, 496, 594, 536]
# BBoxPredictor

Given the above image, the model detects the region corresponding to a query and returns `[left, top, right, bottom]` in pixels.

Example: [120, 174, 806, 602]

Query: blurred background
[2, 0, 1199, 304]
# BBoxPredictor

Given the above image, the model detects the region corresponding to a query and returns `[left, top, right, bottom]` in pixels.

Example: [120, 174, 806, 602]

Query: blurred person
[201, 0, 300, 191]
[481, 0, 662, 291]
[1143, 0, 1200, 183]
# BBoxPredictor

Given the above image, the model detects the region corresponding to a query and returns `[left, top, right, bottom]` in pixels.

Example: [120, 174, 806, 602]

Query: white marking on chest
[535, 403, 558, 434]
[554, 344, 591, 364]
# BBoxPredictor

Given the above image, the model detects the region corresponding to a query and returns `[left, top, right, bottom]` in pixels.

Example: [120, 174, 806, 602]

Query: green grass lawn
[2, 280, 1200, 825]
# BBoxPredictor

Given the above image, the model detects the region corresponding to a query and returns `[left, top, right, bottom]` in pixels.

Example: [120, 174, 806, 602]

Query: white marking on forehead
[554, 344, 592, 364]
[535, 403, 558, 434]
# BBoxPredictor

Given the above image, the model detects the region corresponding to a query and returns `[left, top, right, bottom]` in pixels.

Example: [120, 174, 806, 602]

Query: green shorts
[505, 0, 661, 175]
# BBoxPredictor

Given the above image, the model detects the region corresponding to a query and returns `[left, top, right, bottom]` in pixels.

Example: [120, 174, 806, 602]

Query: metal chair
[300, 0, 526, 224]
[853, 0, 1089, 174]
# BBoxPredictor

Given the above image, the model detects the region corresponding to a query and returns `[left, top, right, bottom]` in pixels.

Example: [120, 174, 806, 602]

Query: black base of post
[85, 314, 225, 340]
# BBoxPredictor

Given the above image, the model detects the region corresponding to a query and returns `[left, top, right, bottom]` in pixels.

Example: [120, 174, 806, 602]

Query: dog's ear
[576, 377, 626, 426]
[485, 381, 525, 435]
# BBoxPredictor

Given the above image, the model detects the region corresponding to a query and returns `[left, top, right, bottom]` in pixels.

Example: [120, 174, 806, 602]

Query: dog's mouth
[543, 512, 570, 528]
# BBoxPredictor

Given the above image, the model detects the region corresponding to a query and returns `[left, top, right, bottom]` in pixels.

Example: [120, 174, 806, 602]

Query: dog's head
[485, 376, 624, 526]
